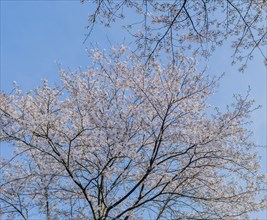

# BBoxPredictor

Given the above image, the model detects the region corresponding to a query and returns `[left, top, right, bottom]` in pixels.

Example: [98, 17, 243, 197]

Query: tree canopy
[0, 1, 266, 219]
[0, 49, 265, 219]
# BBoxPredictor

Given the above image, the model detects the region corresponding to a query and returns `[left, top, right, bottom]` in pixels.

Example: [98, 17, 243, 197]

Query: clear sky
[1, 1, 266, 219]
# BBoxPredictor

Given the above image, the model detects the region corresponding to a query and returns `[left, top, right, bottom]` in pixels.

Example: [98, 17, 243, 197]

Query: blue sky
[1, 1, 266, 219]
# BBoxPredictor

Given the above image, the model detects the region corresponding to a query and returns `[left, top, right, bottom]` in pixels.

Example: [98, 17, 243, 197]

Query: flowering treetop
[0, 48, 266, 219]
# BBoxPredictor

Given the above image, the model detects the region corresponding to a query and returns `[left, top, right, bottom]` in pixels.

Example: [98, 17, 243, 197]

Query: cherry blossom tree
[0, 48, 266, 219]
[82, 0, 267, 69]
